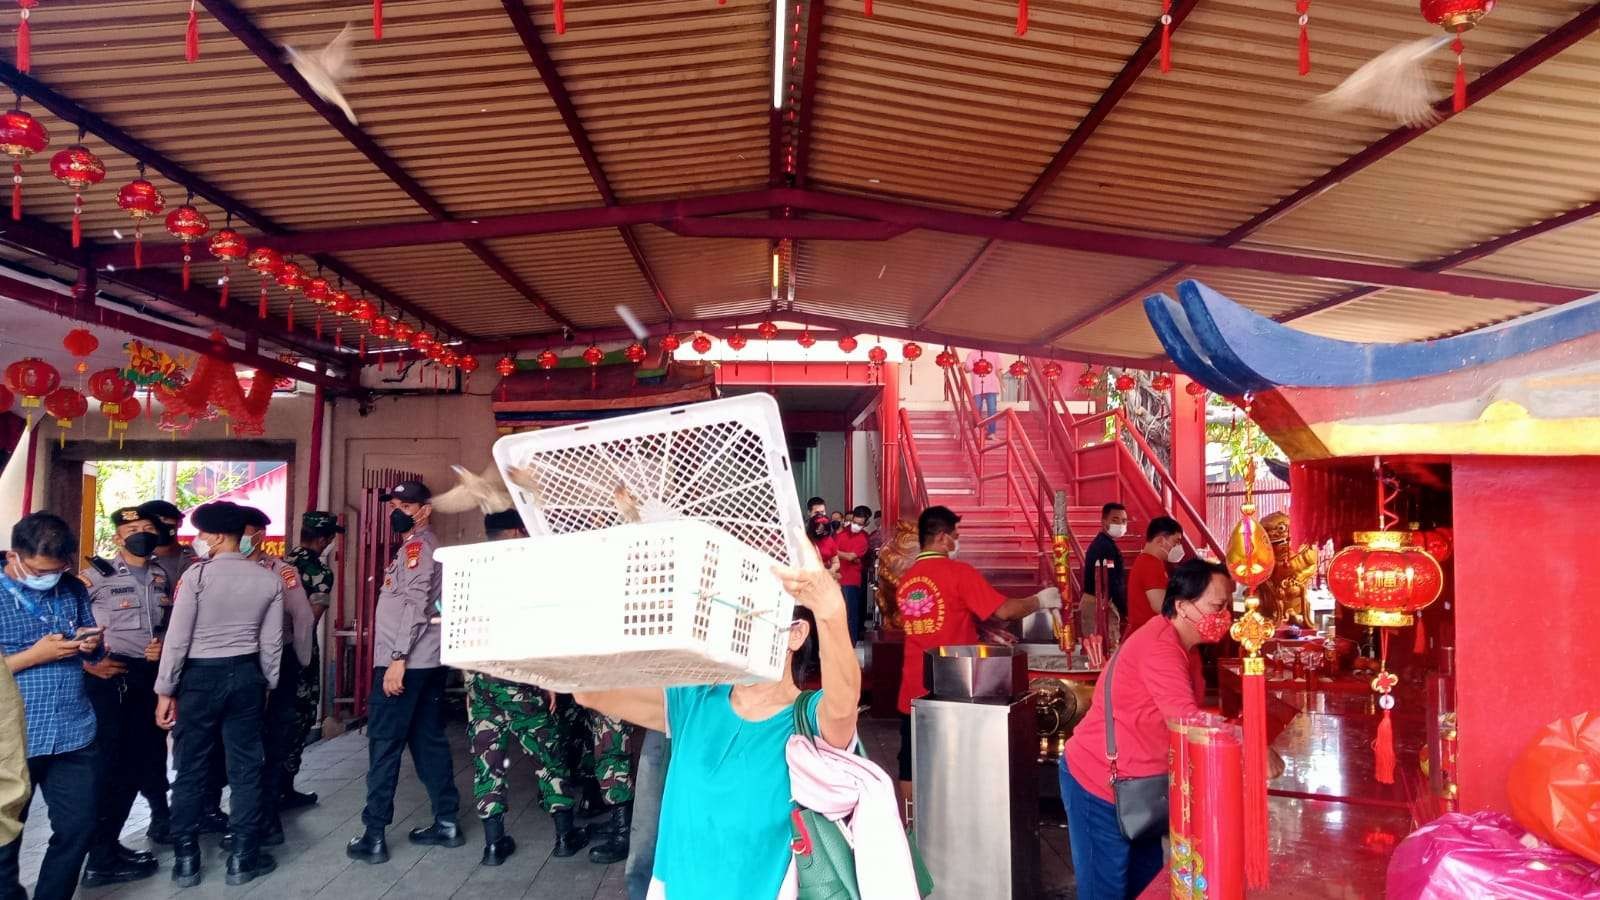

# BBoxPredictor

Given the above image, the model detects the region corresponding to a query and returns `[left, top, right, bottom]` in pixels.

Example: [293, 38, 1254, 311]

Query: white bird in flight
[287, 23, 360, 126]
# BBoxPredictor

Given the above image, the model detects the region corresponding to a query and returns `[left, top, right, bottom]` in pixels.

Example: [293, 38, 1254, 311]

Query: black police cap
[137, 500, 183, 523]
[381, 480, 432, 503]
[109, 506, 151, 528]
[483, 509, 523, 533]
[238, 506, 271, 530]
[191, 501, 247, 535]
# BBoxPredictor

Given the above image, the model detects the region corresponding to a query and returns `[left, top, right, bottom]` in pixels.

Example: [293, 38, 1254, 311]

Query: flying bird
[287, 23, 360, 125]
[432, 463, 514, 515]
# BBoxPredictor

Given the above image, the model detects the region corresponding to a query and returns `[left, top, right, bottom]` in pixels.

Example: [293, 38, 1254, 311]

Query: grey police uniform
[151, 545, 198, 592]
[156, 552, 284, 846]
[255, 554, 316, 826]
[81, 557, 173, 862]
[360, 525, 460, 833]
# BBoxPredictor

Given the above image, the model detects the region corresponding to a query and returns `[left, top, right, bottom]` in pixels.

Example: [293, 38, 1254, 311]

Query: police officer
[136, 500, 198, 589]
[154, 501, 284, 888]
[281, 511, 342, 808]
[76, 507, 165, 888]
[347, 480, 462, 864]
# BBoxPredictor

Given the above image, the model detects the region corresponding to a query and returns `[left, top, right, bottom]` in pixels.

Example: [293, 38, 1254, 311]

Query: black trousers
[259, 646, 302, 824]
[84, 656, 169, 857]
[169, 656, 267, 842]
[0, 743, 99, 900]
[362, 666, 459, 832]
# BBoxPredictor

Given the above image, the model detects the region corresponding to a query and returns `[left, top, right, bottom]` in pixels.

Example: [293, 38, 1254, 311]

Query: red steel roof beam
[1038, 1, 1600, 344]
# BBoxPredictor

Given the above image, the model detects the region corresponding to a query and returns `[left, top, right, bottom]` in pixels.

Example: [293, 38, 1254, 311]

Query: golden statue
[1256, 511, 1319, 624]
[874, 519, 921, 631]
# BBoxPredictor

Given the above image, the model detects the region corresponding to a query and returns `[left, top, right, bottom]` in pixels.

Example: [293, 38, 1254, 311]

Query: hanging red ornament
[496, 355, 516, 377]
[392, 321, 415, 346]
[1421, 0, 1492, 114]
[458, 354, 478, 376]
[303, 275, 332, 306]
[1016, 0, 1028, 36]
[554, 0, 566, 34]
[1159, 0, 1174, 73]
[164, 199, 210, 291]
[275, 259, 306, 292]
[1151, 373, 1173, 392]
[1042, 360, 1063, 381]
[971, 357, 994, 377]
[408, 331, 432, 352]
[796, 329, 816, 350]
[867, 345, 888, 366]
[582, 344, 604, 365]
[756, 320, 779, 341]
[352, 297, 376, 324]
[62, 327, 98, 381]
[15, 0, 34, 73]
[49, 142, 104, 248]
[0, 103, 46, 222]
[934, 348, 957, 369]
[1114, 373, 1136, 392]
[837, 335, 858, 354]
[104, 395, 140, 447]
[1077, 367, 1097, 390]
[624, 341, 647, 364]
[373, 0, 382, 39]
[660, 333, 681, 355]
[901, 341, 922, 363]
[725, 331, 748, 351]
[5, 356, 58, 422]
[245, 246, 280, 319]
[1297, 1, 1311, 76]
[691, 334, 713, 355]
[116, 165, 165, 269]
[87, 367, 136, 416]
[207, 222, 247, 308]
[1185, 380, 1206, 396]
[1008, 359, 1028, 378]
[43, 386, 86, 444]
[537, 349, 559, 370]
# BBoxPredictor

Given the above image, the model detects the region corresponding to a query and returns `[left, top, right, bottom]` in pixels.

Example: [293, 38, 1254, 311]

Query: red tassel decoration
[554, 0, 565, 34]
[1016, 0, 1027, 36]
[16, 0, 33, 74]
[315, 313, 323, 340]
[133, 223, 143, 269]
[1372, 629, 1397, 785]
[1297, 1, 1310, 76]
[181, 250, 192, 290]
[1159, 0, 1173, 73]
[185, 0, 199, 62]
[863, 0, 870, 13]
[1242, 655, 1270, 887]
[71, 193, 82, 247]
[1413, 610, 1426, 656]
[258, 282, 267, 319]
[1451, 36, 1466, 113]
[286, 298, 295, 331]
[359, 333, 367, 362]
[219, 267, 229, 308]
[373, 0, 382, 40]
[10, 160, 20, 221]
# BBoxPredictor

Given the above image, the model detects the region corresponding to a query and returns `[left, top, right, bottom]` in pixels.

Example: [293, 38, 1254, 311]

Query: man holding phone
[0, 513, 108, 900]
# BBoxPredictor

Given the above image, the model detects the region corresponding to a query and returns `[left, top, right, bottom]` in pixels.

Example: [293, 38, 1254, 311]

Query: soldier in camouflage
[279, 511, 342, 809]
[468, 510, 637, 868]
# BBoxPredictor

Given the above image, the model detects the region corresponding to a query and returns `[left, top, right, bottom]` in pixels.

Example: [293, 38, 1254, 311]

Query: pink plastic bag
[1387, 812, 1600, 900]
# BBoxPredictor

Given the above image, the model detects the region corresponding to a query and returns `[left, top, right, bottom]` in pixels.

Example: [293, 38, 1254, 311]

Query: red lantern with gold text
[104, 395, 140, 448]
[391, 321, 415, 356]
[328, 289, 354, 347]
[63, 328, 98, 382]
[1422, 0, 1493, 113]
[164, 198, 210, 290]
[624, 341, 647, 364]
[43, 386, 86, 446]
[691, 334, 712, 355]
[457, 353, 478, 386]
[351, 298, 376, 358]
[116, 164, 165, 269]
[245, 246, 280, 320]
[50, 142, 104, 248]
[88, 367, 135, 416]
[536, 349, 559, 371]
[1008, 359, 1028, 379]
[934, 347, 957, 371]
[208, 222, 247, 307]
[496, 355, 516, 377]
[582, 343, 603, 390]
[756, 320, 778, 341]
[0, 104, 47, 222]
[4, 357, 59, 423]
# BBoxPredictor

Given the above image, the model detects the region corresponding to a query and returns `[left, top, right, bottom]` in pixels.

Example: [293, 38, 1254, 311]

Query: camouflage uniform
[467, 673, 635, 819]
[283, 545, 332, 777]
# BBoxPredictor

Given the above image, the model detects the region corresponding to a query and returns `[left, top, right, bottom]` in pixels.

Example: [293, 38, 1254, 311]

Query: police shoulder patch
[77, 571, 94, 588]
[405, 541, 422, 569]
[278, 565, 300, 589]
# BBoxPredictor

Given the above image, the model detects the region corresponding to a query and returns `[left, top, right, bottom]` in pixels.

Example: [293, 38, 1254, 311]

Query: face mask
[1167, 543, 1186, 563]
[123, 532, 159, 558]
[1107, 523, 1127, 539]
[390, 509, 416, 534]
[239, 533, 257, 557]
[157, 525, 178, 547]
[15, 561, 62, 591]
[949, 539, 960, 558]
[849, 522, 863, 533]
[1185, 605, 1232, 643]
[319, 542, 337, 565]
[191, 537, 212, 560]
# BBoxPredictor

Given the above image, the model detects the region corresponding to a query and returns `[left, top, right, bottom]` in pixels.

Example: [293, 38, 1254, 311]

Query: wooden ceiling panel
[336, 243, 558, 334]
[1292, 288, 1543, 343]
[481, 229, 661, 328]
[630, 227, 770, 319]
[793, 231, 990, 328]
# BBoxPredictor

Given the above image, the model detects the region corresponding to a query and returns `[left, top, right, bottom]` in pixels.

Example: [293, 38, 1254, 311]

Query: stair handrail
[896, 406, 932, 513]
[1026, 363, 1226, 564]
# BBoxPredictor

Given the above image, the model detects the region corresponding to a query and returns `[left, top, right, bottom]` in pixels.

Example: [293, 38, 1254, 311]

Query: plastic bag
[1387, 812, 1600, 900]
[1508, 710, 1600, 866]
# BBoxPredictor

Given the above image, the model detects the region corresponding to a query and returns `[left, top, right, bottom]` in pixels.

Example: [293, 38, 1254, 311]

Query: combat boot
[224, 833, 277, 887]
[588, 803, 631, 865]
[409, 818, 466, 848]
[171, 836, 202, 888]
[551, 809, 588, 858]
[346, 830, 390, 865]
[480, 813, 516, 867]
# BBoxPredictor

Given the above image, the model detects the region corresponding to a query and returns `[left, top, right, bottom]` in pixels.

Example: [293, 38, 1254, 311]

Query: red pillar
[879, 364, 900, 520]
[1169, 375, 1207, 526]
[844, 427, 854, 510]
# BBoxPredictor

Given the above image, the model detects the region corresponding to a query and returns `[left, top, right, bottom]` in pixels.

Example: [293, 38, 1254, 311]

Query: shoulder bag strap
[1102, 650, 1122, 781]
[793, 689, 819, 738]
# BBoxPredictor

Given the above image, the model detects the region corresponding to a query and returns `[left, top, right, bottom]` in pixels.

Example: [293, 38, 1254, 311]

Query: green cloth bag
[787, 691, 934, 899]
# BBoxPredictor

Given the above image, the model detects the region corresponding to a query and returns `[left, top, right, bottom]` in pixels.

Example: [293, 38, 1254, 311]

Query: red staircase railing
[896, 406, 931, 516]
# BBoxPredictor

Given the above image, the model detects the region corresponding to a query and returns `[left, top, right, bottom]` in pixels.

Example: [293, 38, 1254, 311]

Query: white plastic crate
[436, 520, 795, 691]
[437, 395, 807, 690]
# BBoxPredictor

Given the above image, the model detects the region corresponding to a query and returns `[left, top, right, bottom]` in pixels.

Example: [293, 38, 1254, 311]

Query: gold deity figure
[1256, 511, 1319, 624]
[874, 519, 922, 631]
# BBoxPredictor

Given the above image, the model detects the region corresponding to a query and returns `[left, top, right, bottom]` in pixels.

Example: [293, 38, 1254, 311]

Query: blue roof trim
[1143, 292, 1255, 397]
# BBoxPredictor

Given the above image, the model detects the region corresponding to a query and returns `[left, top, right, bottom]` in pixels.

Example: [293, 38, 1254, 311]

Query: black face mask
[390, 509, 416, 534]
[156, 524, 178, 547]
[123, 532, 160, 559]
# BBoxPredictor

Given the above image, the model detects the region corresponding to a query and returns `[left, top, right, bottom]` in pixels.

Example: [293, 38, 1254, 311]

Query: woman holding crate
[576, 535, 861, 899]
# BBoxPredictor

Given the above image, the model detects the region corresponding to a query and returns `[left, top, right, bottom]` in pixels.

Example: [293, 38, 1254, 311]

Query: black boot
[480, 813, 516, 867]
[196, 808, 229, 835]
[587, 803, 631, 865]
[551, 809, 589, 858]
[113, 842, 158, 866]
[171, 836, 202, 888]
[346, 830, 390, 865]
[221, 819, 284, 853]
[279, 787, 318, 811]
[81, 845, 159, 887]
[408, 819, 466, 848]
[146, 818, 174, 845]
[224, 834, 277, 887]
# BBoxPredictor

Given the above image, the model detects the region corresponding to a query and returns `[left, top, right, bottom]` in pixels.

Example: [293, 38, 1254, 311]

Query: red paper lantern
[1041, 361, 1063, 381]
[392, 322, 415, 351]
[1151, 373, 1173, 392]
[796, 329, 816, 350]
[0, 105, 46, 222]
[660, 333, 681, 354]
[63, 328, 97, 380]
[837, 335, 858, 354]
[457, 354, 479, 375]
[43, 386, 86, 429]
[408, 331, 432, 351]
[971, 357, 993, 377]
[1185, 380, 1207, 396]
[935, 348, 957, 369]
[87, 367, 135, 415]
[624, 341, 647, 363]
[1114, 373, 1136, 392]
[1077, 368, 1097, 389]
[901, 342, 922, 362]
[116, 165, 165, 269]
[246, 246, 281, 319]
[104, 395, 140, 447]
[208, 225, 247, 308]
[691, 334, 712, 355]
[756, 320, 778, 341]
[330, 290, 355, 317]
[4, 357, 59, 411]
[537, 349, 559, 370]
[164, 201, 210, 290]
[726, 331, 748, 351]
[49, 144, 105, 248]
[867, 345, 888, 365]
[582, 344, 604, 366]
[1421, 0, 1493, 113]
[369, 316, 394, 339]
[275, 259, 307, 292]
[303, 276, 332, 306]
[1326, 531, 1444, 629]
[1008, 359, 1028, 378]
[1419, 527, 1453, 563]
[496, 355, 516, 377]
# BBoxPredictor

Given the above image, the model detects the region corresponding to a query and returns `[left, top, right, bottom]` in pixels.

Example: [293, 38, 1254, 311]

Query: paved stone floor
[17, 716, 1076, 899]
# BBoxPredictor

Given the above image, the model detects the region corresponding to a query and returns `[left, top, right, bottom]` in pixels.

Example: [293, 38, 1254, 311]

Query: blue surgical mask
[19, 571, 62, 591]
[239, 534, 256, 557]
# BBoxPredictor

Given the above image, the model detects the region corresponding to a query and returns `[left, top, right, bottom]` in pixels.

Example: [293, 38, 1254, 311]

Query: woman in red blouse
[1061, 558, 1233, 900]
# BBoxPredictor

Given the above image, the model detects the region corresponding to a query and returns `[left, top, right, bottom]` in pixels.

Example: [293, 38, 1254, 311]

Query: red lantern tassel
[185, 0, 199, 62]
[554, 0, 565, 34]
[359, 334, 367, 362]
[334, 326, 343, 348]
[1159, 1, 1172, 73]
[1413, 610, 1426, 656]
[133, 225, 143, 269]
[1297, 1, 1310, 76]
[1242, 653, 1270, 888]
[1373, 629, 1396, 785]
[181, 251, 192, 291]
[258, 280, 268, 319]
[16, 0, 31, 74]
[286, 298, 295, 331]
[71, 194, 82, 248]
[219, 269, 230, 308]
[315, 313, 323, 340]
[1016, 0, 1027, 36]
[1451, 36, 1466, 113]
[373, 0, 382, 40]
[10, 160, 19, 221]
[863, 0, 870, 13]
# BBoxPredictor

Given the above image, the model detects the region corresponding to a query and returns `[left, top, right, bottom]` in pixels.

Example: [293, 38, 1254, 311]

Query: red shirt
[895, 553, 1007, 713]
[1063, 615, 1204, 802]
[1124, 551, 1170, 636]
[833, 528, 869, 587]
[813, 534, 837, 570]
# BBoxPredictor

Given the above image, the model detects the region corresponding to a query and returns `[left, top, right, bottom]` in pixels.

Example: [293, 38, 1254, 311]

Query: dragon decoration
[124, 333, 277, 436]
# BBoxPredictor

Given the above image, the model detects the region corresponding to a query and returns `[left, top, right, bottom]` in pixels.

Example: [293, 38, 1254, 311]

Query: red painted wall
[1452, 456, 1600, 813]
